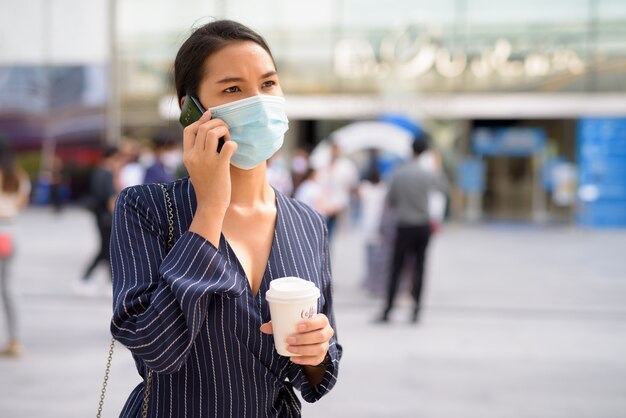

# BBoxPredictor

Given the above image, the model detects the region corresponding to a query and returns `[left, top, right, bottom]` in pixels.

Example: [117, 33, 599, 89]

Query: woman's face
[197, 41, 283, 109]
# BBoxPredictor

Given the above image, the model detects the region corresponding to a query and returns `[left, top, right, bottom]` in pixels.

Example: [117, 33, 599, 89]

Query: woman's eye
[262, 80, 276, 88]
[224, 86, 241, 93]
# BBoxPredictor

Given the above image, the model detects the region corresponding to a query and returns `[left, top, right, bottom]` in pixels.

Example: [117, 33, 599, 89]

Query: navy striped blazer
[110, 178, 342, 417]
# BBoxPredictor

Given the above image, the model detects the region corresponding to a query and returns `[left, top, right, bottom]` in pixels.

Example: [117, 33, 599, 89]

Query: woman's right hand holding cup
[184, 110, 238, 247]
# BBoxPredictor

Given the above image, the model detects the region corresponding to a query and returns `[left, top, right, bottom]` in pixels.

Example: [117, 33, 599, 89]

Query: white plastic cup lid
[265, 277, 320, 302]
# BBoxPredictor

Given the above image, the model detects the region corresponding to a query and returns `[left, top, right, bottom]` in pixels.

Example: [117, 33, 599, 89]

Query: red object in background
[56, 146, 102, 166]
[0, 234, 13, 258]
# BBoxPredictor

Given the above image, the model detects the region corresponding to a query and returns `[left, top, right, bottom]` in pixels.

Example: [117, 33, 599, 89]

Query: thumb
[259, 321, 273, 334]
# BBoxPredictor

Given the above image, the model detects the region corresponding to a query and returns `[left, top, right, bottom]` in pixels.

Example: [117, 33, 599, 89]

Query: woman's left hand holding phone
[184, 110, 238, 247]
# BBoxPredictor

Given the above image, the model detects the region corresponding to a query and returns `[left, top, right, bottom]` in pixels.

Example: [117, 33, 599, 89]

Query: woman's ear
[179, 96, 186, 110]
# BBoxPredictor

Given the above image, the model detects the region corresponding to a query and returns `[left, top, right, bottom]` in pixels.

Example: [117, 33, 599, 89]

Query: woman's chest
[222, 208, 277, 296]
[213, 235, 326, 342]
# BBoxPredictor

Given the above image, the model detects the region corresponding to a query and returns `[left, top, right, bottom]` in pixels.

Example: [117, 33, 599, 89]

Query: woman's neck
[229, 162, 274, 208]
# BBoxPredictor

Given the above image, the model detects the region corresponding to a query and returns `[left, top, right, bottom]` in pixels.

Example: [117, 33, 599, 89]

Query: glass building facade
[0, 0, 625, 224]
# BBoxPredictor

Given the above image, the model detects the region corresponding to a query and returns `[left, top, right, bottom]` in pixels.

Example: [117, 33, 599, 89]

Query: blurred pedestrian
[294, 167, 328, 215]
[49, 155, 69, 213]
[358, 166, 388, 296]
[418, 148, 448, 234]
[118, 138, 146, 189]
[0, 138, 31, 357]
[108, 20, 341, 417]
[143, 133, 182, 184]
[291, 147, 310, 193]
[316, 141, 359, 240]
[76, 145, 121, 295]
[361, 148, 381, 182]
[378, 134, 449, 323]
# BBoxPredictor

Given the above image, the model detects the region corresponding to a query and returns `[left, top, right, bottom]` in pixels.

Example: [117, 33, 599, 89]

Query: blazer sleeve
[110, 186, 246, 374]
[287, 223, 342, 402]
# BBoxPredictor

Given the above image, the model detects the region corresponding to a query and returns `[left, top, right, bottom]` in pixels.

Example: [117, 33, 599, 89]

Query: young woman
[110, 20, 341, 417]
[0, 138, 30, 357]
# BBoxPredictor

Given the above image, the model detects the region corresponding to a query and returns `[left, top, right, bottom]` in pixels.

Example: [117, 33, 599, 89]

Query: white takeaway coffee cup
[265, 277, 320, 357]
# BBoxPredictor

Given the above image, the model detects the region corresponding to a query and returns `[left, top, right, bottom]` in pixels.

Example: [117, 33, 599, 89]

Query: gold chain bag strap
[97, 184, 175, 418]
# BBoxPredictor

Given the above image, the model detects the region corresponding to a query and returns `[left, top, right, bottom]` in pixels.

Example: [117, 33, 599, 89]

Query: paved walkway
[1, 207, 625, 417]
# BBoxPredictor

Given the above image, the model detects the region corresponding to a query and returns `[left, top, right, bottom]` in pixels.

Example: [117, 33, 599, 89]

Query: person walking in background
[378, 134, 449, 323]
[294, 167, 328, 216]
[358, 166, 388, 296]
[49, 155, 69, 214]
[0, 138, 31, 357]
[76, 145, 121, 295]
[143, 133, 181, 184]
[118, 138, 146, 189]
[290, 147, 310, 194]
[418, 146, 448, 234]
[316, 141, 359, 240]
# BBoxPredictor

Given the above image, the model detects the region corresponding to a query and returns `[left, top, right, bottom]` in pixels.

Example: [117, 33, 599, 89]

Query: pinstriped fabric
[110, 178, 342, 417]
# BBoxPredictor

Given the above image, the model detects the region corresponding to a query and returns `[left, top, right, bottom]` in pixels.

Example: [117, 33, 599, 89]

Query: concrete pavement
[1, 207, 625, 417]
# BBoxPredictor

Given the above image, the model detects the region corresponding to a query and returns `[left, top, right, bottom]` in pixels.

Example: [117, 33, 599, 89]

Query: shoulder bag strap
[97, 184, 175, 418]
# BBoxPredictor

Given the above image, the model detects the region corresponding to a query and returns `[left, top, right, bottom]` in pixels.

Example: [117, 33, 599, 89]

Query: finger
[195, 119, 225, 149]
[296, 314, 329, 333]
[193, 110, 212, 128]
[287, 328, 333, 346]
[183, 111, 212, 149]
[219, 140, 238, 160]
[290, 354, 327, 366]
[189, 110, 212, 131]
[259, 322, 273, 334]
[203, 125, 229, 153]
[182, 124, 198, 154]
[287, 341, 329, 357]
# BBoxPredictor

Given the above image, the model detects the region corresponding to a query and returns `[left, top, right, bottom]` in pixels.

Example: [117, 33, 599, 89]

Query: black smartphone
[179, 96, 224, 152]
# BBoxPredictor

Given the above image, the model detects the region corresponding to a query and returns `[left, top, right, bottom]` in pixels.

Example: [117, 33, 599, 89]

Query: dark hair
[0, 137, 20, 193]
[152, 131, 178, 150]
[365, 166, 381, 184]
[174, 20, 275, 107]
[303, 167, 317, 181]
[412, 132, 430, 156]
[102, 145, 119, 159]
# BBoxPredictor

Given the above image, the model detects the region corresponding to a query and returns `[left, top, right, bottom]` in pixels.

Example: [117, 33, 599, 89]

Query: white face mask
[161, 149, 182, 170]
[209, 95, 289, 170]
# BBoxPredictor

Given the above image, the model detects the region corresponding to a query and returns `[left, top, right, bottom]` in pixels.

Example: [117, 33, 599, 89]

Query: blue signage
[458, 157, 485, 194]
[577, 118, 626, 228]
[472, 127, 546, 156]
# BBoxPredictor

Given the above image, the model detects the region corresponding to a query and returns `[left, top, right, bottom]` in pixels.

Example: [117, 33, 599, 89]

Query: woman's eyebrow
[215, 71, 277, 84]
[216, 76, 244, 84]
[260, 71, 277, 79]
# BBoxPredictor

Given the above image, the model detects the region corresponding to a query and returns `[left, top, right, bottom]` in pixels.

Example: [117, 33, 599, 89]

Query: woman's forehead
[203, 41, 275, 79]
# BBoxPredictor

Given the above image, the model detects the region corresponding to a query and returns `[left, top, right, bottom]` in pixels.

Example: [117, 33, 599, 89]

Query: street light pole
[106, 0, 120, 146]
[39, 0, 55, 189]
